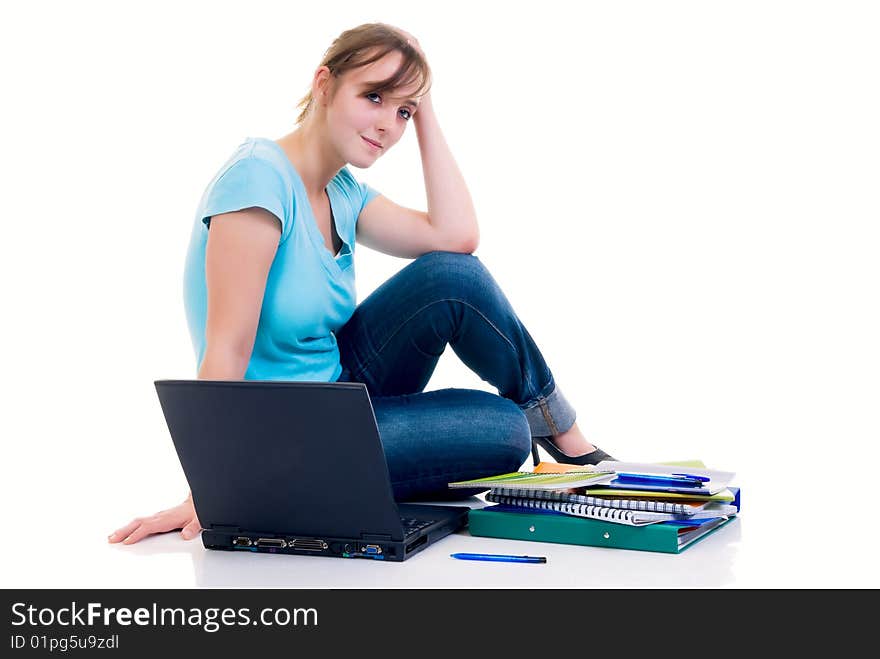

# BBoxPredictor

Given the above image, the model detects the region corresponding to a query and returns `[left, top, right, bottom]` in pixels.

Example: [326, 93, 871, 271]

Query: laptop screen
[155, 380, 406, 540]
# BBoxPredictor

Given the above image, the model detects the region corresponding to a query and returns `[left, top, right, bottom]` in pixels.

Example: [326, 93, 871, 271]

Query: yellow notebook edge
[532, 459, 734, 501]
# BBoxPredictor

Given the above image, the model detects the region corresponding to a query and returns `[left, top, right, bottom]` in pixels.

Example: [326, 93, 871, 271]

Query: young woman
[109, 23, 615, 546]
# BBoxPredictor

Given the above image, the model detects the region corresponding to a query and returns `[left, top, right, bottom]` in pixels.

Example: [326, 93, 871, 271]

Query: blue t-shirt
[183, 137, 380, 381]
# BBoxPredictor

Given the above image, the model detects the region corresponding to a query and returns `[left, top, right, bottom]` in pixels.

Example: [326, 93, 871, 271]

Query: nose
[376, 105, 399, 134]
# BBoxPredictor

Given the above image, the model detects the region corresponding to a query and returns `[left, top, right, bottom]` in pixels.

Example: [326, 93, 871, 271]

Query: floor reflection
[112, 500, 741, 588]
[191, 516, 742, 588]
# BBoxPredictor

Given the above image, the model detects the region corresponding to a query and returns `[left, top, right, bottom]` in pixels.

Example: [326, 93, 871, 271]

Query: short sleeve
[201, 157, 291, 243]
[359, 181, 381, 214]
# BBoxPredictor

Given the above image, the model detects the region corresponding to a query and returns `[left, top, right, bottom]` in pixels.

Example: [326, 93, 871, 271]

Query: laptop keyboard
[400, 517, 434, 537]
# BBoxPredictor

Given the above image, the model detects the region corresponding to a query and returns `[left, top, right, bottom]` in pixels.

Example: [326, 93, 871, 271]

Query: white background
[2, 0, 878, 588]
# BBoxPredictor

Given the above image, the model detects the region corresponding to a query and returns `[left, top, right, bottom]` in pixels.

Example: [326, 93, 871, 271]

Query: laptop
[154, 379, 470, 561]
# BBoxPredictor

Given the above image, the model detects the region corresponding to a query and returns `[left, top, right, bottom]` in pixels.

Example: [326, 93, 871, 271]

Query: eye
[365, 92, 412, 121]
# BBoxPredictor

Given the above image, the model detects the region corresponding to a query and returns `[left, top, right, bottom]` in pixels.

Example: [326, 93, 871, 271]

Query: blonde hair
[295, 23, 432, 125]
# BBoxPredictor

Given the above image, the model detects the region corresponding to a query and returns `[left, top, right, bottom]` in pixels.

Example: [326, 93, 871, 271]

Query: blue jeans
[335, 251, 576, 501]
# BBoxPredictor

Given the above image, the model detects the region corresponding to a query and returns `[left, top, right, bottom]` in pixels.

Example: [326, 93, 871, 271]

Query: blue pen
[450, 553, 547, 564]
[614, 472, 706, 487]
[672, 473, 710, 482]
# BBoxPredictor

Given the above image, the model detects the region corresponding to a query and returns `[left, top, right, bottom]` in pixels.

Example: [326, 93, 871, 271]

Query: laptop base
[202, 505, 468, 562]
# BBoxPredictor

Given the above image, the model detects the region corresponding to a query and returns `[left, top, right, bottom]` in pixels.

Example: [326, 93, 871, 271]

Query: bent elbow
[457, 231, 480, 254]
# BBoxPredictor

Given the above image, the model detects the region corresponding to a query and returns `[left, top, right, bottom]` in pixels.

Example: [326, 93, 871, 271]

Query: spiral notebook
[485, 493, 682, 526]
[489, 487, 739, 517]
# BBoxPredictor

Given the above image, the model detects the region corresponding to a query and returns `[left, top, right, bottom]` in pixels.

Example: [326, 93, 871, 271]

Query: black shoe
[531, 436, 615, 467]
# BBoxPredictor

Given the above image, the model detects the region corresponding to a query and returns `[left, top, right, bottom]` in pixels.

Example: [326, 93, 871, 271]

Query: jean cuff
[519, 385, 576, 438]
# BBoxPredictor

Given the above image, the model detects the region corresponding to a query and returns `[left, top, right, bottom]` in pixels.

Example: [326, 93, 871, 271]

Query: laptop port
[232, 537, 253, 547]
[287, 538, 328, 551]
[361, 544, 382, 555]
[254, 538, 287, 549]
[405, 535, 428, 554]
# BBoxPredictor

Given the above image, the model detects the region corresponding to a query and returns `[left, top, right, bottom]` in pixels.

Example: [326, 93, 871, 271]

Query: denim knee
[415, 251, 481, 265]
[408, 251, 499, 306]
[436, 403, 531, 499]
[380, 389, 533, 502]
[473, 393, 533, 471]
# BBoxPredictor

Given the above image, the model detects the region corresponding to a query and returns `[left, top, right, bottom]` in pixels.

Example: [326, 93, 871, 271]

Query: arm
[109, 207, 280, 545]
[201, 207, 280, 371]
[413, 93, 480, 251]
[356, 34, 480, 258]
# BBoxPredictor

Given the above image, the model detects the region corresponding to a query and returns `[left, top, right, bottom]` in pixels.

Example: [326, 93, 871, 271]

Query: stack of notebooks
[448, 460, 740, 554]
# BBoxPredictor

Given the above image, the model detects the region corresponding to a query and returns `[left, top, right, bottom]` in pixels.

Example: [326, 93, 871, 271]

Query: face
[316, 50, 421, 168]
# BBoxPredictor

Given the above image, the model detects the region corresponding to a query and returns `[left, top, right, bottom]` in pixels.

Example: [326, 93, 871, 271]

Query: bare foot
[551, 422, 597, 457]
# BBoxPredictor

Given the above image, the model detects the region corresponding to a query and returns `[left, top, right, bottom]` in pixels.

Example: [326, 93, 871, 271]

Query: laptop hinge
[360, 532, 393, 542]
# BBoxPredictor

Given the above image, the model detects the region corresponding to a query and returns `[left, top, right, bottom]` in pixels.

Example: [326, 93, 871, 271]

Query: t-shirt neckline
[255, 137, 352, 272]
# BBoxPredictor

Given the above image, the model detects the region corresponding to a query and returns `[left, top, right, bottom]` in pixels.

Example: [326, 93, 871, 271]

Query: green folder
[467, 507, 737, 554]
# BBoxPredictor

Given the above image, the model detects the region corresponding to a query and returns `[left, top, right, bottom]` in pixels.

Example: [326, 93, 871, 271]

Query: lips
[362, 136, 383, 149]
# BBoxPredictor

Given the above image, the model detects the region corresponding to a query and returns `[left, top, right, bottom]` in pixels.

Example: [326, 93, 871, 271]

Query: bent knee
[468, 392, 532, 468]
[409, 251, 497, 302]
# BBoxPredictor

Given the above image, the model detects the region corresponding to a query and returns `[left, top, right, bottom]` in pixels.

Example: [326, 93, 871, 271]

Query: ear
[312, 65, 333, 106]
